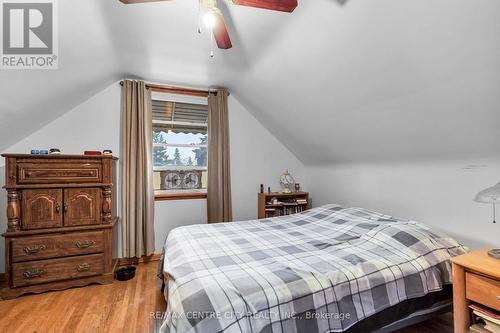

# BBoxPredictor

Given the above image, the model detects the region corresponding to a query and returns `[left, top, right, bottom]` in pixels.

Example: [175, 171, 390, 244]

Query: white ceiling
[1, 0, 499, 164]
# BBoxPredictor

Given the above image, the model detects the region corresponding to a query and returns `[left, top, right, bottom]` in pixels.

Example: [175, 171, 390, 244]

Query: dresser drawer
[11, 231, 104, 262]
[11, 254, 104, 287]
[466, 273, 500, 311]
[17, 160, 102, 184]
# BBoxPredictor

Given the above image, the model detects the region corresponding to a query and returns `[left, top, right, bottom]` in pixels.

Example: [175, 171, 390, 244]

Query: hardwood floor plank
[0, 262, 453, 333]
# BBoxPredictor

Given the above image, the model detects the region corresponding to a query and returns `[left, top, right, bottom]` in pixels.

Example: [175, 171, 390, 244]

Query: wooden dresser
[1, 154, 118, 299]
[451, 249, 500, 333]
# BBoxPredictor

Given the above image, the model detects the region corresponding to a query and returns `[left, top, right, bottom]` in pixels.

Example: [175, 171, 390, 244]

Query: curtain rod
[119, 80, 229, 96]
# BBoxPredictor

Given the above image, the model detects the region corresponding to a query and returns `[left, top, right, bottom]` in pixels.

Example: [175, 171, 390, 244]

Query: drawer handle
[55, 204, 60, 214]
[23, 268, 46, 279]
[76, 263, 91, 272]
[23, 244, 47, 254]
[75, 240, 96, 249]
[25, 171, 32, 177]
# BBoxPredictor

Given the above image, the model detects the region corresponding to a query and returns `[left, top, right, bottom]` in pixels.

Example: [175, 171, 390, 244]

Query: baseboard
[117, 253, 162, 267]
[1, 274, 114, 300]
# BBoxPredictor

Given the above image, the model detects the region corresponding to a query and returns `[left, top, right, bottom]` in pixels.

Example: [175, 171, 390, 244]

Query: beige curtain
[121, 80, 155, 257]
[207, 89, 232, 223]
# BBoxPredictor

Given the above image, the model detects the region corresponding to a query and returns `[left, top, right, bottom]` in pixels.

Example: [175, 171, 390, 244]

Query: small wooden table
[451, 249, 500, 333]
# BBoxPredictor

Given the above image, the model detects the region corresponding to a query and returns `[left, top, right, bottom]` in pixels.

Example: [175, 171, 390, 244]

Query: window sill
[155, 192, 207, 201]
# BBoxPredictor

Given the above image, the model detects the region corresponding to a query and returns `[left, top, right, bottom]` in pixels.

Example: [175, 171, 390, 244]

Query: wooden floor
[0, 262, 453, 333]
[0, 262, 166, 333]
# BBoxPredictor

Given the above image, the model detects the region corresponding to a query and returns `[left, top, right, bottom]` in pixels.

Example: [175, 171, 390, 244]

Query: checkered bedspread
[160, 204, 467, 333]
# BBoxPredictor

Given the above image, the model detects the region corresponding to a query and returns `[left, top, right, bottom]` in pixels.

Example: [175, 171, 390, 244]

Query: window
[152, 91, 208, 200]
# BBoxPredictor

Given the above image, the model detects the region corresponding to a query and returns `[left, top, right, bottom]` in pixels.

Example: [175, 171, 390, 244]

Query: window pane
[160, 131, 207, 146]
[153, 131, 207, 168]
[152, 97, 208, 194]
[153, 131, 208, 192]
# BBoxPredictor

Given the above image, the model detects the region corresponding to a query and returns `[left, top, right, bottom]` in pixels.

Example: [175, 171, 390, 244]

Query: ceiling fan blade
[212, 10, 232, 49]
[231, 0, 297, 13]
[119, 0, 170, 4]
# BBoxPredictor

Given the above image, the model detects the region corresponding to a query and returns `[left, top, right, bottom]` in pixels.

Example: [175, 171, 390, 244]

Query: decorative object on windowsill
[268, 186, 271, 193]
[160, 170, 203, 190]
[260, 184, 264, 193]
[183, 172, 200, 189]
[279, 170, 295, 193]
[39, 150, 48, 154]
[103, 150, 113, 156]
[474, 183, 500, 259]
[295, 183, 301, 192]
[49, 148, 61, 155]
[84, 150, 102, 156]
[115, 266, 136, 281]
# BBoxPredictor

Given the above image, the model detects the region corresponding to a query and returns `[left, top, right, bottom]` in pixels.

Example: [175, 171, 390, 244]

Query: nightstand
[451, 249, 500, 333]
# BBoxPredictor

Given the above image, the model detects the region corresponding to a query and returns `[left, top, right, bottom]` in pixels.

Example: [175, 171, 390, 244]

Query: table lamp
[474, 183, 500, 258]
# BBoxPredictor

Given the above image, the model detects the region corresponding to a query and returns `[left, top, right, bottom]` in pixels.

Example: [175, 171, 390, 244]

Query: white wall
[0, 81, 306, 272]
[153, 200, 207, 251]
[307, 160, 500, 250]
[229, 96, 305, 221]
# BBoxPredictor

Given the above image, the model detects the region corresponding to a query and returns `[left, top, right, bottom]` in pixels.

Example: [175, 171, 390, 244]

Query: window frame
[155, 191, 207, 201]
[151, 88, 209, 201]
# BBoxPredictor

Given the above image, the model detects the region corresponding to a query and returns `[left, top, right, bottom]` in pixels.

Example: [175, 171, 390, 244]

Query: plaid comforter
[160, 204, 467, 333]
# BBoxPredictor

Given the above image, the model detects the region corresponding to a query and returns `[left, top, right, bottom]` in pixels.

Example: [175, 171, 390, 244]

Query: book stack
[283, 202, 299, 215]
[469, 304, 500, 333]
[258, 192, 310, 219]
[296, 198, 308, 205]
[264, 198, 309, 217]
[265, 208, 279, 218]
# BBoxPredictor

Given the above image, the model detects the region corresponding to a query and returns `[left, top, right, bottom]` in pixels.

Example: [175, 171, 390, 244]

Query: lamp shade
[474, 183, 500, 204]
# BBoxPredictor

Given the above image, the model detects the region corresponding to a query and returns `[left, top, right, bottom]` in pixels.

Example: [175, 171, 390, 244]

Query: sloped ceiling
[1, 0, 499, 165]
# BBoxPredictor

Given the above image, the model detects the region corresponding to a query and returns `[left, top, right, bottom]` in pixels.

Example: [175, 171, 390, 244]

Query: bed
[159, 204, 468, 333]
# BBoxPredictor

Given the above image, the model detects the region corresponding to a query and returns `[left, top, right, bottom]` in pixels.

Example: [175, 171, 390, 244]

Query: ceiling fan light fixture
[203, 10, 218, 29]
[122, 0, 300, 51]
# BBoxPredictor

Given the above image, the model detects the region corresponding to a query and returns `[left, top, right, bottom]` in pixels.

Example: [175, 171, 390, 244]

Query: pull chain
[493, 203, 497, 223]
[197, 0, 202, 34]
[199, 0, 215, 58]
[210, 27, 215, 58]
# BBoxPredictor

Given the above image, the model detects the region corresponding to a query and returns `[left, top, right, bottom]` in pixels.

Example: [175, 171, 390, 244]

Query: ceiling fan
[119, 0, 298, 53]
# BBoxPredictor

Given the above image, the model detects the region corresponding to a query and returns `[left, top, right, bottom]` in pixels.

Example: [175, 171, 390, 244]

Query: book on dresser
[470, 304, 500, 333]
[258, 192, 310, 219]
[1, 153, 119, 299]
